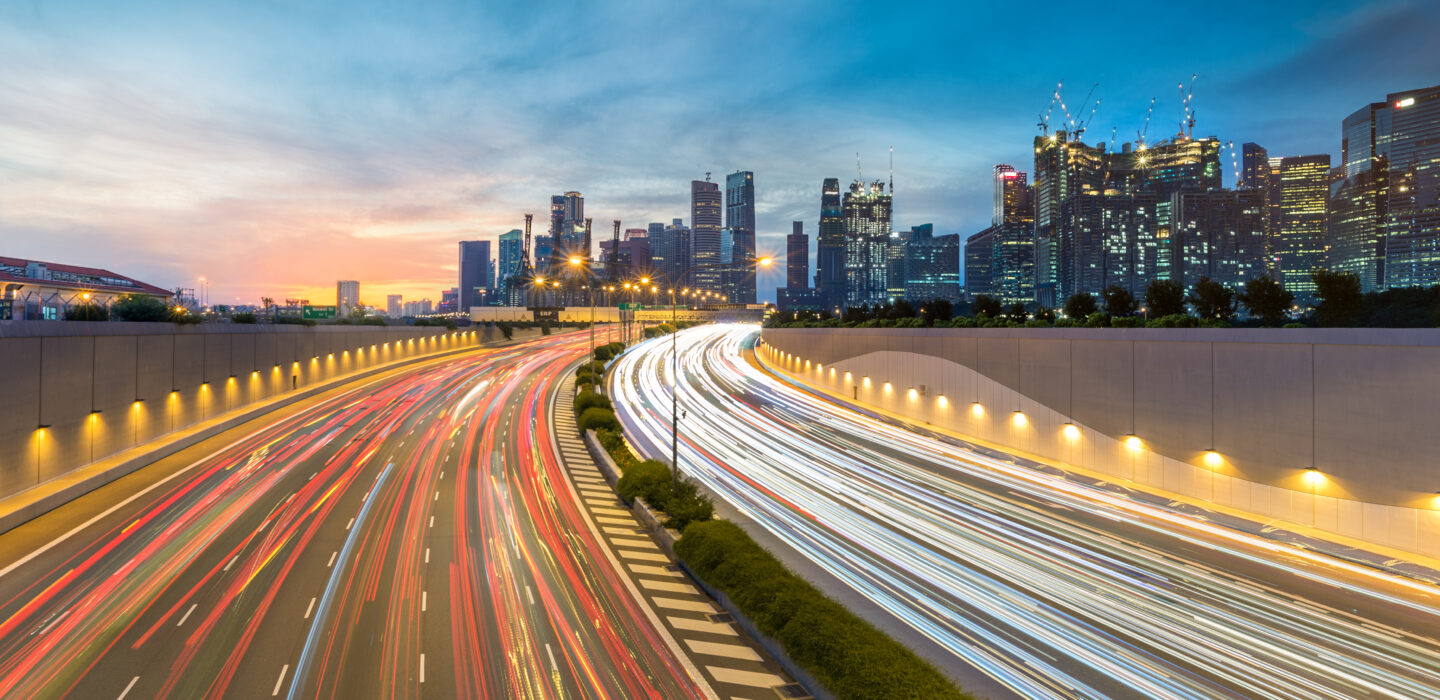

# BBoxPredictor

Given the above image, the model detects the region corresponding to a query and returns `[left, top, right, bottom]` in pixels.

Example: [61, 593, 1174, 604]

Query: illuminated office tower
[842, 179, 892, 307]
[690, 179, 722, 293]
[1271, 155, 1331, 299]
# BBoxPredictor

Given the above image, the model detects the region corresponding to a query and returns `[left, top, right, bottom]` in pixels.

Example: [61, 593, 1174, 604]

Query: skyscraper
[1367, 84, 1440, 289]
[497, 229, 523, 301]
[690, 179, 722, 293]
[1240, 143, 1271, 190]
[816, 178, 845, 311]
[842, 179, 892, 307]
[964, 229, 995, 299]
[336, 280, 359, 316]
[724, 171, 757, 303]
[458, 240, 492, 312]
[386, 294, 402, 318]
[904, 233, 961, 305]
[549, 192, 586, 264]
[786, 221, 808, 289]
[969, 165, 1035, 305]
[1172, 189, 1269, 291]
[1271, 155, 1331, 299]
[651, 219, 691, 288]
[993, 164, 1029, 226]
[1032, 132, 1106, 304]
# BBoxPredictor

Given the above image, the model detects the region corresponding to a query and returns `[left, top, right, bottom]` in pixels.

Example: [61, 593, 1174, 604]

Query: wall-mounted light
[936, 394, 948, 407]
[1011, 410, 1027, 427]
[1124, 434, 1143, 451]
[89, 409, 103, 415]
[1203, 450, 1222, 467]
[36, 424, 50, 430]
[1062, 423, 1080, 440]
[907, 387, 918, 400]
[970, 401, 984, 417]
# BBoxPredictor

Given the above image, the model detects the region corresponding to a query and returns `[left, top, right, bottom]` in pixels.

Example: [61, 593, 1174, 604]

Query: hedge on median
[676, 520, 970, 700]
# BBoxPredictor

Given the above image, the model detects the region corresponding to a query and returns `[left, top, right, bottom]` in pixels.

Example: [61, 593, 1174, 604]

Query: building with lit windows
[690, 179, 722, 293]
[458, 240, 493, 312]
[0, 256, 173, 320]
[496, 229, 523, 299]
[903, 232, 961, 305]
[842, 179, 892, 307]
[816, 178, 846, 311]
[724, 171, 757, 304]
[1271, 154, 1331, 300]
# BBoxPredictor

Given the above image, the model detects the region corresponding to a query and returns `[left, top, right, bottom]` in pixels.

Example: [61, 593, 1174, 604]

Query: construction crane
[1037, 81, 1062, 136]
[1073, 83, 1100, 140]
[1178, 73, 1197, 139]
[1227, 141, 1240, 188]
[583, 217, 593, 262]
[520, 213, 534, 276]
[1136, 97, 1156, 150]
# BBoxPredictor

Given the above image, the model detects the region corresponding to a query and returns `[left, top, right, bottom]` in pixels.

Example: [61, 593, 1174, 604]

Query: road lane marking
[685, 639, 763, 662]
[667, 616, 738, 636]
[526, 585, 535, 605]
[434, 491, 439, 501]
[425, 548, 430, 563]
[304, 597, 316, 619]
[420, 653, 426, 683]
[327, 552, 337, 567]
[422, 591, 427, 612]
[176, 603, 197, 627]
[705, 666, 786, 688]
[224, 555, 238, 572]
[545, 643, 559, 671]
[345, 517, 355, 530]
[117, 676, 139, 700]
[429, 516, 435, 528]
[272, 664, 289, 696]
[651, 596, 716, 613]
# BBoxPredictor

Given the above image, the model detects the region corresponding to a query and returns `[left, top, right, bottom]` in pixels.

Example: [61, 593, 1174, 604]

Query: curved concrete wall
[0, 322, 504, 501]
[759, 327, 1440, 559]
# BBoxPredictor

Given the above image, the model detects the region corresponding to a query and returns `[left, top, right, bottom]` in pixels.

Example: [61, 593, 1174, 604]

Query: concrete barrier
[0, 321, 523, 507]
[760, 327, 1440, 560]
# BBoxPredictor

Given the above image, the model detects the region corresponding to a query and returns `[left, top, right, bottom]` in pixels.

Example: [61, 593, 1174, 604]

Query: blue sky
[1, 0, 1437, 303]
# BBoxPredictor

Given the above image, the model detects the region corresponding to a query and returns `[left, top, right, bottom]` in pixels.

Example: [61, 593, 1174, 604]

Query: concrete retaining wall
[0, 321, 506, 502]
[759, 327, 1440, 559]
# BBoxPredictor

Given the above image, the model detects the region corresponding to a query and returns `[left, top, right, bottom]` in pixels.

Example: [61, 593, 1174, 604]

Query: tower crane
[1136, 97, 1156, 150]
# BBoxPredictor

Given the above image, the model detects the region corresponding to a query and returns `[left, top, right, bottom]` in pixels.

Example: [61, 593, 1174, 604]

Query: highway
[608, 323, 1440, 700]
[0, 331, 708, 699]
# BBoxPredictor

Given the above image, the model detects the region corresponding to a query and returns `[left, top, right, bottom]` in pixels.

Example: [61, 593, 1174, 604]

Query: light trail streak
[609, 323, 1440, 700]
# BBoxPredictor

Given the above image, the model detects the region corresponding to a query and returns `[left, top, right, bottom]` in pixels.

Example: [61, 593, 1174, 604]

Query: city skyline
[3, 1, 1438, 305]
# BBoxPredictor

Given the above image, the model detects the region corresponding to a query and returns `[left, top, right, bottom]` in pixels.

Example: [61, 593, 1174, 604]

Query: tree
[1238, 275, 1294, 326]
[1188, 277, 1236, 322]
[1311, 269, 1362, 327]
[918, 299, 953, 326]
[1101, 285, 1138, 317]
[64, 302, 109, 321]
[1003, 302, 1028, 324]
[1063, 293, 1097, 320]
[1144, 279, 1187, 318]
[111, 294, 173, 322]
[971, 295, 1002, 317]
[1034, 306, 1057, 323]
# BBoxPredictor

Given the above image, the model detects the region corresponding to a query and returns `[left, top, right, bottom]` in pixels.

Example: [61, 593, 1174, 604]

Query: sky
[2, 0, 1438, 306]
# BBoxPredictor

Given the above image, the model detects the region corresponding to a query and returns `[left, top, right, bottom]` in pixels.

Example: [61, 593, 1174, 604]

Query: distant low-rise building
[0, 256, 173, 320]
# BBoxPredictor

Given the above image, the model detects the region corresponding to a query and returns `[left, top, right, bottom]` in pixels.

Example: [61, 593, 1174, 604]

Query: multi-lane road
[609, 323, 1440, 700]
[0, 331, 709, 698]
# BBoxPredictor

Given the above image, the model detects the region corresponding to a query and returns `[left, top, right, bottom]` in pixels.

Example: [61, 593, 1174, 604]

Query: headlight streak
[0, 331, 706, 699]
[608, 324, 1440, 700]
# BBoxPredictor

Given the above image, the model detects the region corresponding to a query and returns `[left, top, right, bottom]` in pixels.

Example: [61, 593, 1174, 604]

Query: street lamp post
[666, 257, 771, 490]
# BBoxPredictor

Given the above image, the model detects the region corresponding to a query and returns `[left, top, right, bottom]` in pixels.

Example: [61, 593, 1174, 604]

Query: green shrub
[232, 312, 257, 324]
[1283, 322, 1306, 329]
[677, 520, 968, 700]
[111, 294, 174, 322]
[578, 407, 620, 432]
[617, 459, 670, 504]
[574, 390, 612, 414]
[1146, 313, 1200, 328]
[540, 323, 552, 335]
[495, 322, 514, 339]
[1109, 315, 1143, 328]
[276, 316, 318, 326]
[663, 479, 714, 531]
[594, 429, 640, 471]
[64, 302, 109, 321]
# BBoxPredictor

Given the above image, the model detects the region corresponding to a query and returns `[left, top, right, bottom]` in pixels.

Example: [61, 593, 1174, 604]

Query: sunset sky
[2, 1, 1437, 305]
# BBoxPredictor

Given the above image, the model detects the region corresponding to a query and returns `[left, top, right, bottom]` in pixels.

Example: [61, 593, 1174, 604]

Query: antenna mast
[888, 146, 893, 193]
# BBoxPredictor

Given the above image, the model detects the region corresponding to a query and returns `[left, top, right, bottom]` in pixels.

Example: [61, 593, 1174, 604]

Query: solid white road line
[117, 676, 139, 700]
[272, 664, 289, 696]
[176, 603, 198, 627]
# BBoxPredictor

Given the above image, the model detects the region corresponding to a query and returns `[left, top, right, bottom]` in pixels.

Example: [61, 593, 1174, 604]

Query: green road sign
[302, 305, 336, 319]
[619, 302, 642, 310]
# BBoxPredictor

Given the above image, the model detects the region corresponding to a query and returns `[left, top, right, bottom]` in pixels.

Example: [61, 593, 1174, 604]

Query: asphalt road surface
[0, 330, 708, 699]
[608, 323, 1440, 700]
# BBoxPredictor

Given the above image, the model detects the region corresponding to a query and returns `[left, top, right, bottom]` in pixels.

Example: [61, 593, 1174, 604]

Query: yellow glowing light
[569, 256, 583, 266]
[1124, 434, 1143, 451]
[937, 395, 949, 407]
[82, 292, 92, 300]
[1203, 450, 1223, 467]
[844, 371, 852, 381]
[758, 257, 773, 266]
[1012, 411, 1027, 427]
[907, 387, 919, 400]
[970, 402, 984, 417]
[862, 376, 871, 388]
[1062, 423, 1081, 440]
[1304, 468, 1325, 486]
[640, 277, 650, 284]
